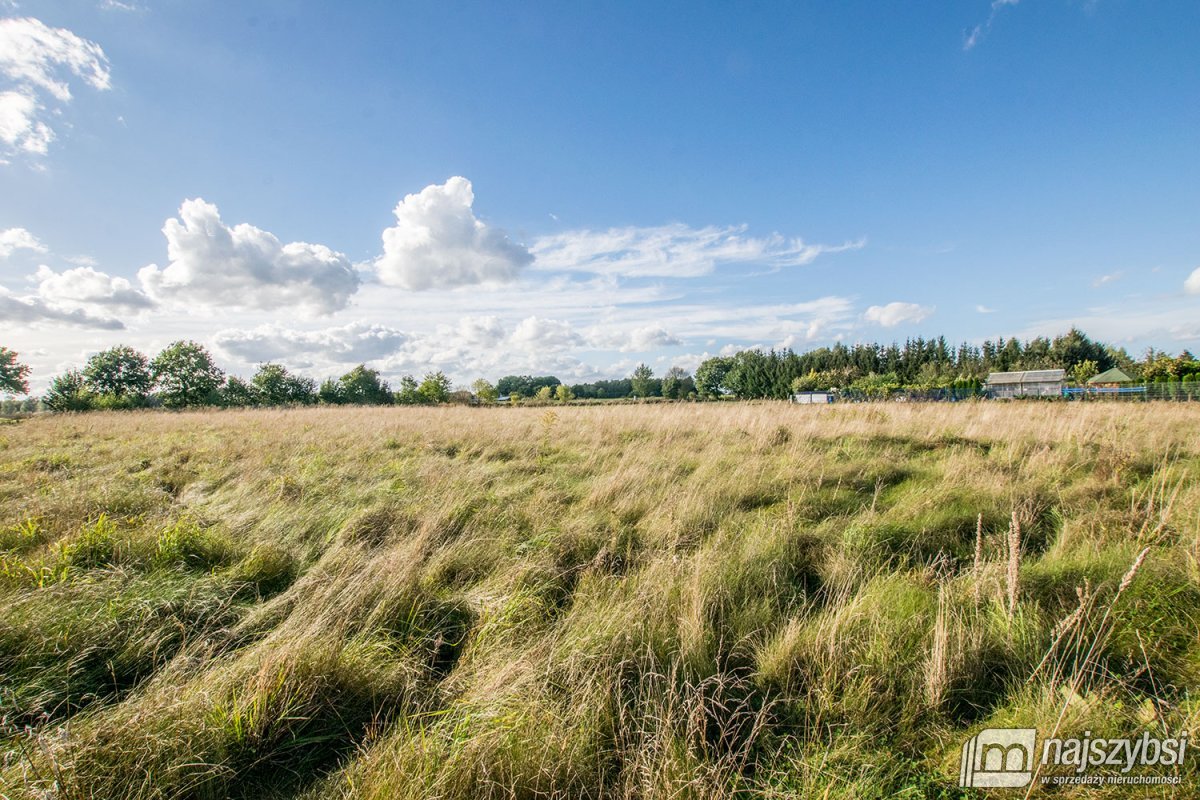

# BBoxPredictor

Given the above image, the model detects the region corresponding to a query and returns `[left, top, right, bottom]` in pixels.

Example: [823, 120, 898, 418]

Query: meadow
[0, 402, 1197, 798]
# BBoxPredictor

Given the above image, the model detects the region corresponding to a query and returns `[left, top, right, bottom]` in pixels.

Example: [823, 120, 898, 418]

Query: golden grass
[0, 401, 1197, 798]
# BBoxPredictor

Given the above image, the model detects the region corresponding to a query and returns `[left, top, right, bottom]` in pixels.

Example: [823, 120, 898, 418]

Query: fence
[824, 383, 1200, 403]
[1063, 383, 1200, 402]
[833, 387, 986, 403]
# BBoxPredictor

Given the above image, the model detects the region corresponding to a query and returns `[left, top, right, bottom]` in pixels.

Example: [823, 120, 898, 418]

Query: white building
[791, 391, 835, 404]
[985, 369, 1066, 398]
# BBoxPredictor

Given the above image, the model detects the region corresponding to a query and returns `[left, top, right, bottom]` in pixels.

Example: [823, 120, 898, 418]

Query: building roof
[1087, 367, 1134, 384]
[985, 369, 1066, 385]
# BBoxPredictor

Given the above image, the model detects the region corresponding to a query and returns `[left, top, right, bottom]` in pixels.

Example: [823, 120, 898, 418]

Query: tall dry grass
[0, 401, 1197, 798]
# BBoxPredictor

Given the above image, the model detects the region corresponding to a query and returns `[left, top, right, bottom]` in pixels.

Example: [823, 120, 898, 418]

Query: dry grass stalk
[1006, 511, 1021, 620]
[924, 584, 950, 708]
[1023, 546, 1154, 800]
[1132, 455, 1183, 542]
[1028, 579, 1092, 685]
[973, 513, 984, 574]
[1118, 546, 1150, 594]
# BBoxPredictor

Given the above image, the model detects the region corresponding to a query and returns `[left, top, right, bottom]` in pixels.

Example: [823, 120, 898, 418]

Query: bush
[43, 369, 94, 411]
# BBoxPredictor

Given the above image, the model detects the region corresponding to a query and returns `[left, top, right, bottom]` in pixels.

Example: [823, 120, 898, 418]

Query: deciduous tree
[222, 376, 261, 407]
[497, 375, 561, 397]
[630, 363, 654, 398]
[417, 371, 451, 404]
[0, 347, 30, 395]
[84, 345, 152, 401]
[150, 340, 224, 408]
[318, 378, 344, 405]
[336, 364, 392, 405]
[661, 366, 694, 399]
[1071, 359, 1099, 386]
[43, 370, 93, 411]
[472, 378, 499, 404]
[395, 375, 421, 405]
[695, 357, 731, 398]
[252, 363, 316, 405]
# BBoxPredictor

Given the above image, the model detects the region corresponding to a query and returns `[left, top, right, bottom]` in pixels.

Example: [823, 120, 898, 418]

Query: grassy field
[0, 402, 1198, 799]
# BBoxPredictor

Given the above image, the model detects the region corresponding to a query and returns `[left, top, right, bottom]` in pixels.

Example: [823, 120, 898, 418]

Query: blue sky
[2, 0, 1199, 390]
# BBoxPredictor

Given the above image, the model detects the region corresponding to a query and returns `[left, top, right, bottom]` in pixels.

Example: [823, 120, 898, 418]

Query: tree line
[495, 366, 698, 401]
[2, 327, 1198, 413]
[693, 328, 1200, 399]
[0, 342, 456, 412]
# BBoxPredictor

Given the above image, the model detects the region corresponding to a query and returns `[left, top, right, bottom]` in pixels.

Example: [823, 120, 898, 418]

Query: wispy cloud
[0, 174, 930, 385]
[1021, 300, 1200, 346]
[0, 17, 111, 159]
[531, 222, 861, 278]
[1092, 271, 1123, 288]
[964, 0, 1020, 51]
[975, 304, 997, 314]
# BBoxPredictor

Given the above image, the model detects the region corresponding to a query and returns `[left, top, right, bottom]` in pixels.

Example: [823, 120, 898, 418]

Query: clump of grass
[0, 570, 245, 726]
[26, 453, 71, 472]
[229, 543, 300, 598]
[153, 518, 239, 570]
[0, 517, 45, 555]
[57, 513, 121, 569]
[340, 503, 420, 548]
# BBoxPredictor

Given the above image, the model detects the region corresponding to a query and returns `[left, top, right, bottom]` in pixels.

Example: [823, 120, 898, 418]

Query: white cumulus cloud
[0, 285, 123, 329]
[213, 321, 409, 367]
[1185, 266, 1200, 296]
[0, 17, 110, 158]
[374, 176, 533, 290]
[446, 315, 506, 348]
[863, 301, 934, 328]
[210, 315, 603, 385]
[532, 223, 861, 278]
[508, 316, 583, 352]
[0, 226, 44, 257]
[588, 323, 684, 352]
[138, 198, 360, 316]
[34, 264, 154, 313]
